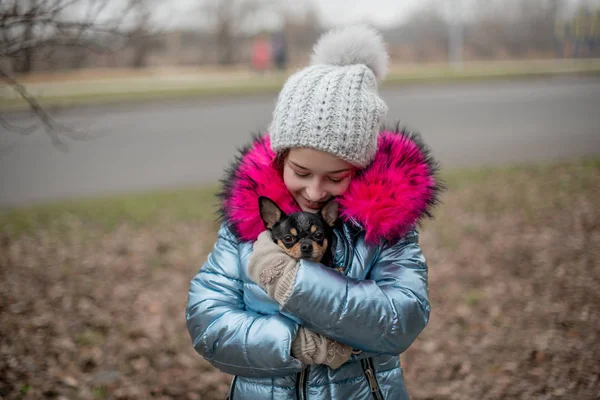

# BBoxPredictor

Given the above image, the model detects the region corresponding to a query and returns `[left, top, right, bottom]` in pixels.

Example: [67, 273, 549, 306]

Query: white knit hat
[269, 25, 389, 168]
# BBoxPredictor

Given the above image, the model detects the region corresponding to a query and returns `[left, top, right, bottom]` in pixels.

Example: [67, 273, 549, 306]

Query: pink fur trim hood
[219, 127, 442, 245]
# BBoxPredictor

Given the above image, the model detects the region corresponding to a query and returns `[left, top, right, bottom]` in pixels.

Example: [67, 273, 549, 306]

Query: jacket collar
[219, 126, 441, 245]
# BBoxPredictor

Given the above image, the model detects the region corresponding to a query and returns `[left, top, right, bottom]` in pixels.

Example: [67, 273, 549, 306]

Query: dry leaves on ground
[1, 162, 599, 399]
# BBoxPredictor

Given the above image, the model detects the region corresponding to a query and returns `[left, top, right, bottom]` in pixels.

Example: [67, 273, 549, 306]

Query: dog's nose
[301, 242, 312, 253]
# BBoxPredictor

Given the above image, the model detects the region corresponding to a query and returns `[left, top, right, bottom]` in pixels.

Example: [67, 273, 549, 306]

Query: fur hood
[219, 125, 442, 245]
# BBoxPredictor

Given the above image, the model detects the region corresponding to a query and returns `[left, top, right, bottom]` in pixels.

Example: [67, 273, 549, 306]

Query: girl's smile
[300, 195, 326, 210]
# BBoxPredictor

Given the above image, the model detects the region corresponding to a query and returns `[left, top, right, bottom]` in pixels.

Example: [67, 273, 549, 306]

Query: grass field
[1, 158, 599, 399]
[2, 59, 600, 110]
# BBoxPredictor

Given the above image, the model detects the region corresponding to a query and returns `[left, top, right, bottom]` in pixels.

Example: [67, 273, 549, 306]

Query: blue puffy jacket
[186, 129, 440, 399]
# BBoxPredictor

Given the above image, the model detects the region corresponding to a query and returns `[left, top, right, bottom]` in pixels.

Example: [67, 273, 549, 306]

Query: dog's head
[258, 196, 338, 262]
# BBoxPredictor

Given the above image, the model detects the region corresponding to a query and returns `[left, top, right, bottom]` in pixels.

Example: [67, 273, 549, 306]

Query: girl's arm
[280, 231, 430, 356]
[186, 224, 304, 377]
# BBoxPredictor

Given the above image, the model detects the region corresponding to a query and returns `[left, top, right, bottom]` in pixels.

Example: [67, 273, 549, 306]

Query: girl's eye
[313, 231, 324, 241]
[283, 235, 294, 244]
[328, 177, 343, 183]
[294, 171, 310, 178]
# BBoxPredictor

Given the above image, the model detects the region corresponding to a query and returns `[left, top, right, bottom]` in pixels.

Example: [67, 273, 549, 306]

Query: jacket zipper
[226, 375, 237, 400]
[339, 229, 351, 274]
[361, 358, 384, 400]
[296, 367, 308, 400]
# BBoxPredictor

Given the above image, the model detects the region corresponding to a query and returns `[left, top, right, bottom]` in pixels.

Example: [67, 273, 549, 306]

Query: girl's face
[283, 148, 354, 213]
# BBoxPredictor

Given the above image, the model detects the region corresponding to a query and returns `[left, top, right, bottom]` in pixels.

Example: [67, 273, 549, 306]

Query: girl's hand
[292, 327, 352, 369]
[248, 231, 299, 303]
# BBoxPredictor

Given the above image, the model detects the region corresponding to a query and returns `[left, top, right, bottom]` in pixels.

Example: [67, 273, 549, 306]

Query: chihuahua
[258, 196, 338, 265]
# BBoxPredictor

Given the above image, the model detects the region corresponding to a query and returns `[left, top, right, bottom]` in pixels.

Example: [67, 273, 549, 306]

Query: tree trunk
[132, 40, 150, 68]
[14, 0, 37, 74]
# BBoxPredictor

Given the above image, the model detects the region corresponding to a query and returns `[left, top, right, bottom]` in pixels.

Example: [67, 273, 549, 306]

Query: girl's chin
[300, 206, 320, 213]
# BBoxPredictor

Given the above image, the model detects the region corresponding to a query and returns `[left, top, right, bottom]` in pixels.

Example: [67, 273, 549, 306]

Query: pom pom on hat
[311, 25, 389, 81]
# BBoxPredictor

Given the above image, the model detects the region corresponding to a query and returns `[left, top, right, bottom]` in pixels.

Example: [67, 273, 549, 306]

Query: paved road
[1, 77, 599, 208]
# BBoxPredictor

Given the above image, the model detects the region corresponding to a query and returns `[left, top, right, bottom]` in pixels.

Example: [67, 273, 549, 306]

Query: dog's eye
[283, 235, 294, 244]
[313, 231, 324, 241]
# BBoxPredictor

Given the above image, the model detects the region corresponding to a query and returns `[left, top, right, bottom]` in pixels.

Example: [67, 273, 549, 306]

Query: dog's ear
[258, 196, 286, 230]
[320, 200, 339, 227]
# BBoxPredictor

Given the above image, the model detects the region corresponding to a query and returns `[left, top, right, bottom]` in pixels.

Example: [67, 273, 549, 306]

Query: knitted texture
[292, 327, 352, 369]
[247, 231, 299, 304]
[269, 25, 389, 168]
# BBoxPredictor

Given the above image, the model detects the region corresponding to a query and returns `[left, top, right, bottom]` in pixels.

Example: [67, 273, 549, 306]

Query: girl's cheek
[283, 172, 302, 193]
[331, 180, 351, 196]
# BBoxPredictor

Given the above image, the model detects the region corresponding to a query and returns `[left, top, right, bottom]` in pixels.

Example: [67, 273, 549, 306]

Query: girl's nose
[306, 182, 327, 202]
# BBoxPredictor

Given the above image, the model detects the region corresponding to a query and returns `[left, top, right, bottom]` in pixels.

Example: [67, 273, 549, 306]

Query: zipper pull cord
[362, 359, 384, 399]
[364, 368, 380, 392]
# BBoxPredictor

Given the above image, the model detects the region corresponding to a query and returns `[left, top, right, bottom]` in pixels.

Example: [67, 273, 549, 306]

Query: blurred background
[1, 0, 599, 399]
[1, 0, 599, 206]
[2, 0, 600, 72]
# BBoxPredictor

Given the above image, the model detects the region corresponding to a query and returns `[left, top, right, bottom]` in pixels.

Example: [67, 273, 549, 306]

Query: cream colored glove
[292, 327, 352, 369]
[247, 231, 299, 304]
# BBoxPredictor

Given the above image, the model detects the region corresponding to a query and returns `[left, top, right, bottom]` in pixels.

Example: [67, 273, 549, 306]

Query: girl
[186, 25, 441, 400]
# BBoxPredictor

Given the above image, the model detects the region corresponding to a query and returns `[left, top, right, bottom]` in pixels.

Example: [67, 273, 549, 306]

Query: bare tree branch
[0, 0, 141, 149]
[0, 115, 37, 135]
[1, 66, 73, 151]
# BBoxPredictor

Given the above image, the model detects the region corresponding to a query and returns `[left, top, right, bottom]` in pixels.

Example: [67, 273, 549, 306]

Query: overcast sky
[151, 0, 596, 31]
[159, 0, 425, 30]
[305, 0, 422, 27]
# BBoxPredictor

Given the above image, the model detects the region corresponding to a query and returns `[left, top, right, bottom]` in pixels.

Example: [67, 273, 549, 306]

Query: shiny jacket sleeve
[186, 223, 304, 377]
[280, 231, 430, 356]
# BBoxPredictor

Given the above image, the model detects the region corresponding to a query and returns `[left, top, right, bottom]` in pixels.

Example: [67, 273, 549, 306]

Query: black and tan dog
[258, 196, 338, 265]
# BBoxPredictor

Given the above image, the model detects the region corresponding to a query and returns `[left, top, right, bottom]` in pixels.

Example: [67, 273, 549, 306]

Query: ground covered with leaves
[1, 159, 599, 399]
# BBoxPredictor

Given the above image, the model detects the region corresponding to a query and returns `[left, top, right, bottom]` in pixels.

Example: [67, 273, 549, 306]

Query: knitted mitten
[248, 231, 299, 304]
[292, 327, 352, 369]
